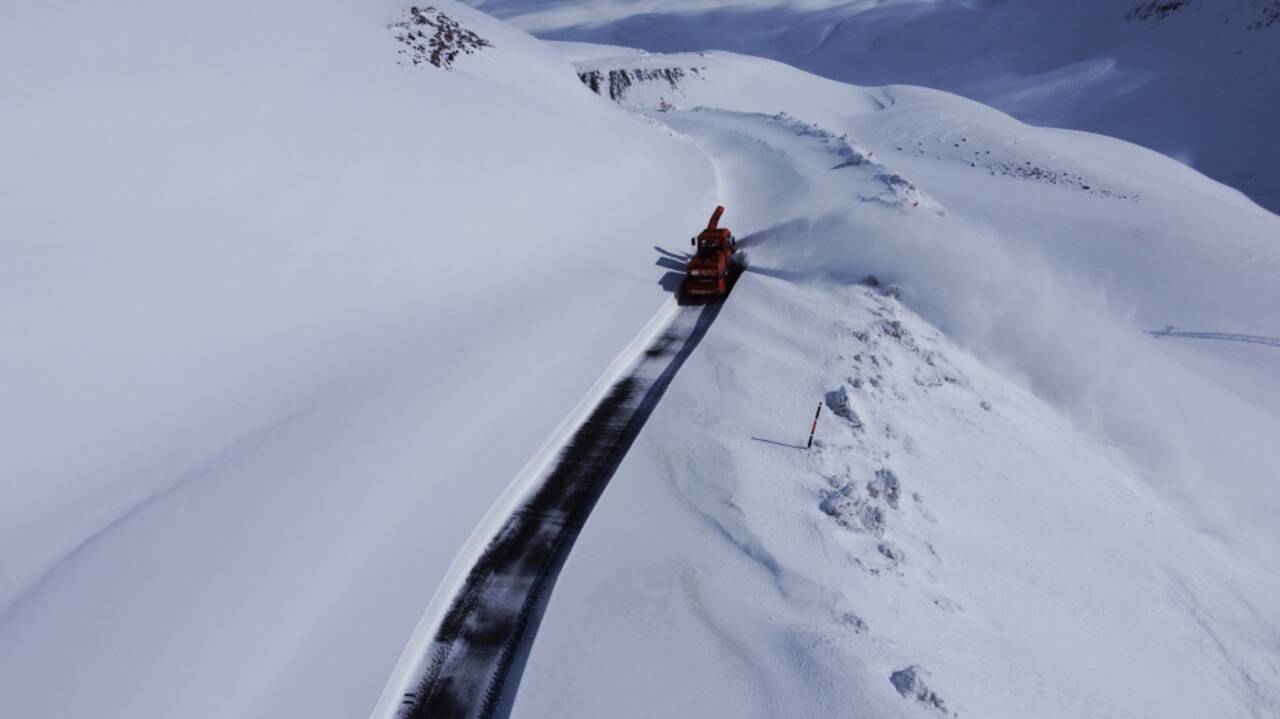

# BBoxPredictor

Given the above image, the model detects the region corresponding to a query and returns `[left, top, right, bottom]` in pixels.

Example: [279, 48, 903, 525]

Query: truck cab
[684, 206, 738, 298]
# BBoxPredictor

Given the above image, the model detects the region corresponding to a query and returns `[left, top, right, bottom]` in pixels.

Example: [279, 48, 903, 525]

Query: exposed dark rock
[577, 67, 699, 101]
[1125, 0, 1191, 22]
[391, 6, 492, 70]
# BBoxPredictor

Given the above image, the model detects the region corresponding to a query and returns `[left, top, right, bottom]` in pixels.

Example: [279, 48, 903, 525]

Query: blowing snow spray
[807, 402, 822, 449]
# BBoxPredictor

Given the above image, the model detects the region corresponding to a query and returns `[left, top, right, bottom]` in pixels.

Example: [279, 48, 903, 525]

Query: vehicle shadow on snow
[654, 245, 688, 296]
[655, 240, 761, 305]
[654, 245, 722, 306]
[655, 244, 689, 262]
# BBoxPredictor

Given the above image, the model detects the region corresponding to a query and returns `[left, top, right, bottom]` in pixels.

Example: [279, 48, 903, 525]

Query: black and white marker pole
[807, 402, 822, 449]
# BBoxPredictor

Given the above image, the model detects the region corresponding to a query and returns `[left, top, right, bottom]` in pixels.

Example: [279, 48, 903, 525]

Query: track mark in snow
[1165, 570, 1280, 718]
[681, 567, 777, 715]
[393, 301, 724, 719]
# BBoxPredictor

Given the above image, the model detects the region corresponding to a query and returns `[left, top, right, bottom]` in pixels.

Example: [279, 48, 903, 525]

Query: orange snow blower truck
[684, 205, 740, 298]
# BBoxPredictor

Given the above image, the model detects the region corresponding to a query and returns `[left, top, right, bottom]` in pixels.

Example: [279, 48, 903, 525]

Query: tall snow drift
[0, 2, 712, 717]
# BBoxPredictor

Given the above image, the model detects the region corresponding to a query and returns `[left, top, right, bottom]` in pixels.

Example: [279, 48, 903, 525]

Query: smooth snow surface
[1, 3, 713, 717]
[472, 0, 1280, 213]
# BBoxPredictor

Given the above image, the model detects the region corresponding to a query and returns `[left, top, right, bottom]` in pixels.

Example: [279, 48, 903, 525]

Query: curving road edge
[370, 297, 725, 719]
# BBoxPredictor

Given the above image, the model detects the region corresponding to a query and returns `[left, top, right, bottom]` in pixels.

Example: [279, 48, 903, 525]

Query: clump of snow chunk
[875, 319, 917, 350]
[818, 484, 860, 528]
[391, 6, 492, 69]
[987, 160, 1137, 201]
[913, 367, 946, 389]
[860, 274, 903, 300]
[862, 172, 941, 213]
[866, 316, 968, 390]
[867, 467, 901, 509]
[877, 541, 905, 565]
[890, 666, 950, 714]
[1248, 1, 1280, 29]
[860, 502, 886, 535]
[841, 611, 869, 633]
[825, 385, 864, 431]
[818, 482, 886, 537]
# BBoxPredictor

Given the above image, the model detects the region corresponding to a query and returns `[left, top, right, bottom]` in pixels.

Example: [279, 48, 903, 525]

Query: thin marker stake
[807, 402, 822, 449]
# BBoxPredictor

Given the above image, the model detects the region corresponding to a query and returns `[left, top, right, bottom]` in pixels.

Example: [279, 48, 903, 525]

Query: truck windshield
[699, 238, 719, 256]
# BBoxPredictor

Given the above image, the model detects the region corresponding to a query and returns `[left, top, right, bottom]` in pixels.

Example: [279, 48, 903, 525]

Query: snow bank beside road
[0, 3, 713, 718]
[745, 199, 1280, 566]
[571, 46, 1280, 567]
[518, 271, 1280, 718]
[509, 43, 1280, 717]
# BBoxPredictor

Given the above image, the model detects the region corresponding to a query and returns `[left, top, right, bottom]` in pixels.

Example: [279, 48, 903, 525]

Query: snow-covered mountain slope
[516, 271, 1280, 719]
[499, 46, 1280, 717]
[0, 3, 715, 718]
[470, 0, 1280, 213]
[5, 1, 1279, 718]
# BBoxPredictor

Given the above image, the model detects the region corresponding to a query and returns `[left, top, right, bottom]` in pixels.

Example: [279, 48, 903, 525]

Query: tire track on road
[388, 299, 725, 719]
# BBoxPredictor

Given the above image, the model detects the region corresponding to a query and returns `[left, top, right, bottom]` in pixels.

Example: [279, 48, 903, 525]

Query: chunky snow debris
[824, 385, 863, 431]
[867, 468, 901, 509]
[841, 612, 869, 633]
[391, 6, 491, 69]
[890, 666, 949, 713]
[877, 541, 905, 565]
